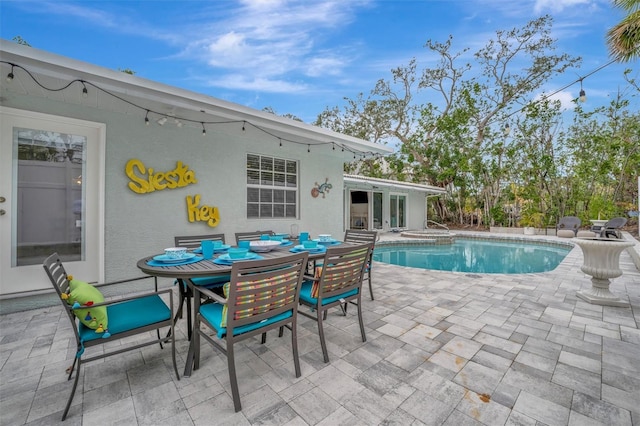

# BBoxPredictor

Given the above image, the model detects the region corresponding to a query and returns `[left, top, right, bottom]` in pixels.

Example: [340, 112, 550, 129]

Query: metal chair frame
[43, 253, 178, 421]
[192, 252, 308, 412]
[343, 229, 378, 300]
[174, 233, 226, 339]
[298, 243, 371, 363]
[234, 230, 274, 245]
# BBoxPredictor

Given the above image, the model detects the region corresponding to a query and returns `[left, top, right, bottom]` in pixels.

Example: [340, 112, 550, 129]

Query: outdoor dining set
[42, 229, 378, 419]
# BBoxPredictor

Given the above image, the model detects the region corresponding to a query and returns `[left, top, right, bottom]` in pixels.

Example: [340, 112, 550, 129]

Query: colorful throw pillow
[61, 276, 110, 336]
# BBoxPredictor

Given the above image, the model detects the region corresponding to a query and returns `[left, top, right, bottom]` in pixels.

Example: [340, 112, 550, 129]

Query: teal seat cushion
[191, 275, 230, 288]
[199, 303, 292, 338]
[299, 281, 358, 306]
[78, 295, 170, 342]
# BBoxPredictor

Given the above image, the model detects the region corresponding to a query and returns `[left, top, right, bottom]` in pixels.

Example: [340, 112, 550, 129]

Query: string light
[579, 78, 586, 102]
[501, 58, 616, 125]
[6, 65, 14, 82]
[0, 60, 384, 159]
[503, 123, 510, 136]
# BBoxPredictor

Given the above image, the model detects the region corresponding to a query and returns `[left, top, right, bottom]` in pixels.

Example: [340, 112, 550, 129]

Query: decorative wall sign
[125, 159, 197, 194]
[186, 194, 220, 227]
[311, 178, 332, 198]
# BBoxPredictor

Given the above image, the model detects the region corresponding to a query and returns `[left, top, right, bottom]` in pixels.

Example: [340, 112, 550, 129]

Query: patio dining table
[136, 239, 340, 376]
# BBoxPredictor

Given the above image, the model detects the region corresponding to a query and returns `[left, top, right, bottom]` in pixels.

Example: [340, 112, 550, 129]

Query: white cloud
[206, 74, 308, 93]
[535, 90, 576, 110]
[533, 0, 594, 14]
[189, 1, 371, 89]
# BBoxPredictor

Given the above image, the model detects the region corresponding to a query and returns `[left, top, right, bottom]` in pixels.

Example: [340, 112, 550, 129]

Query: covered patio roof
[0, 40, 393, 160]
[344, 174, 446, 195]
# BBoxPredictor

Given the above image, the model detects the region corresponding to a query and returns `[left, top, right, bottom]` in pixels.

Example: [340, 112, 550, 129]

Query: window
[246, 154, 297, 218]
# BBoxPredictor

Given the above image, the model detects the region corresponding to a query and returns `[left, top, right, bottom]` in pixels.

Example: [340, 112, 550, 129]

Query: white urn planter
[573, 238, 634, 307]
[523, 227, 536, 235]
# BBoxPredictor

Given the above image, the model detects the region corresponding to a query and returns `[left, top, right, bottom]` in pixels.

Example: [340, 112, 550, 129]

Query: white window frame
[246, 153, 298, 219]
[389, 192, 407, 228]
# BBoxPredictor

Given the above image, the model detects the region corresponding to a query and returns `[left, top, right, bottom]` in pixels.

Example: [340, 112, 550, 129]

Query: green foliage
[315, 16, 638, 230]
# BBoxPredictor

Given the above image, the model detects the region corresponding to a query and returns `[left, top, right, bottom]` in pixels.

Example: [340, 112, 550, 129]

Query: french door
[0, 107, 105, 295]
[389, 194, 406, 228]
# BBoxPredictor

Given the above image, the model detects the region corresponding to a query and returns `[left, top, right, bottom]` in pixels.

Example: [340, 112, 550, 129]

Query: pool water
[373, 239, 571, 274]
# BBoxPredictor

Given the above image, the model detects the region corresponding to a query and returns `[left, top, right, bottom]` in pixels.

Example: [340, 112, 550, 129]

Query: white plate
[153, 253, 197, 263]
[249, 240, 281, 252]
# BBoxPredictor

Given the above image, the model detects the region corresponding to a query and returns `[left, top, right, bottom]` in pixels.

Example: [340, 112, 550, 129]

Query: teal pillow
[62, 277, 109, 335]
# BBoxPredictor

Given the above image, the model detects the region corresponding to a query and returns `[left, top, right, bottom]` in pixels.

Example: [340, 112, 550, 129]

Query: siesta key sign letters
[125, 158, 220, 227]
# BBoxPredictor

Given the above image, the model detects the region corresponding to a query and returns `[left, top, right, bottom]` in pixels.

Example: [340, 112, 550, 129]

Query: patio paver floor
[1, 232, 638, 425]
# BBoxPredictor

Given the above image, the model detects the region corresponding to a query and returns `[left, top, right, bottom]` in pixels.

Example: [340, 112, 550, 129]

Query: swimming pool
[373, 238, 572, 274]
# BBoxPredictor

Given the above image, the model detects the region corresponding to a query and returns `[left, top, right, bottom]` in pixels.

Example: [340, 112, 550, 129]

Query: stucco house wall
[0, 41, 390, 294]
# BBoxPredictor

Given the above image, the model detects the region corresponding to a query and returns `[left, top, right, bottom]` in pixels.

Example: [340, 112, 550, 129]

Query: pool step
[399, 230, 454, 244]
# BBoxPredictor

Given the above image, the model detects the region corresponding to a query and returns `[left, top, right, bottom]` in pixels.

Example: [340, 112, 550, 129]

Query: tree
[607, 0, 640, 62]
[316, 16, 580, 226]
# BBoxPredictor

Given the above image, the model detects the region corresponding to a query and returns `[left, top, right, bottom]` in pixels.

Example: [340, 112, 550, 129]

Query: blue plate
[153, 253, 197, 263]
[193, 244, 230, 254]
[313, 238, 341, 245]
[214, 252, 264, 265]
[147, 255, 203, 267]
[280, 240, 293, 247]
[290, 245, 326, 253]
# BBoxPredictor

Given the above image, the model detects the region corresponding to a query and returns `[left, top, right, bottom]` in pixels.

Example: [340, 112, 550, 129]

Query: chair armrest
[93, 276, 155, 289]
[69, 288, 173, 310]
[194, 286, 227, 305]
[303, 274, 318, 281]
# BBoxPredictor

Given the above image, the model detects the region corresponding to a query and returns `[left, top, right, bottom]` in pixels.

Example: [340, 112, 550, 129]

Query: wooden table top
[137, 244, 330, 279]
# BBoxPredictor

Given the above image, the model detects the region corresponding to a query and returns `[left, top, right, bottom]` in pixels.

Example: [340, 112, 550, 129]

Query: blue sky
[0, 0, 634, 123]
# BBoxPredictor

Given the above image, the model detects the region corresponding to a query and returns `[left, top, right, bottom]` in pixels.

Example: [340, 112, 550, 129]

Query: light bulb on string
[503, 122, 510, 137]
[201, 122, 206, 135]
[279, 139, 282, 147]
[6, 65, 14, 82]
[578, 77, 586, 102]
[307, 144, 310, 153]
[242, 121, 246, 131]
[81, 82, 88, 98]
[144, 110, 150, 126]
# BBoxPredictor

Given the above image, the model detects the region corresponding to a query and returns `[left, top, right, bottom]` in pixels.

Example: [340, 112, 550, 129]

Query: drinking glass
[201, 240, 214, 259]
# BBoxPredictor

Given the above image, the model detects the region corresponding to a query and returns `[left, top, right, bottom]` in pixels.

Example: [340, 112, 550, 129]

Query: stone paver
[1, 231, 638, 425]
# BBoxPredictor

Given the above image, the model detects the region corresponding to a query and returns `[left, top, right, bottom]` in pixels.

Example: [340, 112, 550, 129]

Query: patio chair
[234, 230, 274, 245]
[343, 229, 378, 299]
[192, 252, 309, 412]
[556, 216, 581, 238]
[600, 217, 627, 239]
[43, 253, 179, 421]
[298, 243, 371, 363]
[174, 233, 228, 340]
